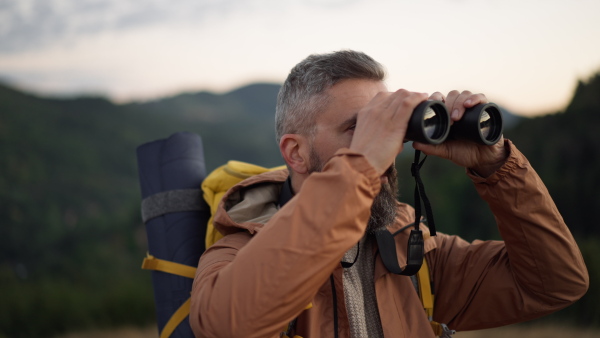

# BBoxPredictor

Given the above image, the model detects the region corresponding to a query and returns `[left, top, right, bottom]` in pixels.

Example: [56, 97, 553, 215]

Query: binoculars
[405, 100, 503, 145]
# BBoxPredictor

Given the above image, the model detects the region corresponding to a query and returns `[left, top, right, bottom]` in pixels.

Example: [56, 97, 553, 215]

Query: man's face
[309, 78, 387, 164]
[307, 78, 398, 232]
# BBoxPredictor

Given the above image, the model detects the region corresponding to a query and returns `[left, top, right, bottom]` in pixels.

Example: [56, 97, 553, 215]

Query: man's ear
[280, 134, 310, 175]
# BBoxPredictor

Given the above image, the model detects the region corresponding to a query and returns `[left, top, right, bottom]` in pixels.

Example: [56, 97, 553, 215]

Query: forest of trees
[0, 73, 598, 337]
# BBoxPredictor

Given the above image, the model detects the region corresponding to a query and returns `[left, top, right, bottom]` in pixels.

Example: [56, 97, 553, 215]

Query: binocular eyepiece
[405, 100, 503, 145]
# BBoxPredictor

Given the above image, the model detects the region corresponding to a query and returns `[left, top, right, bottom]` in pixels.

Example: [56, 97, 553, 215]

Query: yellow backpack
[202, 161, 287, 249]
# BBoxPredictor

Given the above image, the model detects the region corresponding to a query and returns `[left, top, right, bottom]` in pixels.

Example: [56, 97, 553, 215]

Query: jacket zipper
[330, 274, 339, 338]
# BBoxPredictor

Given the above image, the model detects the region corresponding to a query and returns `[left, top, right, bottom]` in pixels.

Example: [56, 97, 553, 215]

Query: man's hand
[350, 89, 429, 175]
[413, 90, 508, 178]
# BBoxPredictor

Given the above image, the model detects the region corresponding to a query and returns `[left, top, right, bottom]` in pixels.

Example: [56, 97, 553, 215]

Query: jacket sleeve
[427, 140, 589, 331]
[189, 150, 381, 338]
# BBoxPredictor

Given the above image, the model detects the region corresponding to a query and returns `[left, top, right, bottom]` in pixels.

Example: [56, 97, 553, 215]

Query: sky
[1, 0, 599, 116]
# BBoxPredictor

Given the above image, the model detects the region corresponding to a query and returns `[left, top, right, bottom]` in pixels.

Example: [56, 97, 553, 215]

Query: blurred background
[1, 0, 599, 337]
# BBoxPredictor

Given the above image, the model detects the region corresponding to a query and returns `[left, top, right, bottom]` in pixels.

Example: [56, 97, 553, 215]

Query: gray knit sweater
[342, 236, 385, 338]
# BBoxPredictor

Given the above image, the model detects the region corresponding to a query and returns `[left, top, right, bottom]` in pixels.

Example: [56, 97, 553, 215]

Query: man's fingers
[364, 91, 394, 111]
[351, 89, 430, 174]
[429, 91, 445, 102]
[445, 90, 488, 121]
[463, 93, 487, 107]
[448, 90, 472, 121]
[412, 141, 448, 158]
[390, 90, 428, 119]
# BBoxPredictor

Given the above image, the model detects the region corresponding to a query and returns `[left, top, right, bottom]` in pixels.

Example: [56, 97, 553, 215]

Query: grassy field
[57, 324, 600, 338]
[58, 326, 158, 338]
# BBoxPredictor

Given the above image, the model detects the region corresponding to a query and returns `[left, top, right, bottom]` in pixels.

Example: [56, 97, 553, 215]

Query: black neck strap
[375, 228, 423, 276]
[375, 149, 439, 276]
[411, 150, 437, 236]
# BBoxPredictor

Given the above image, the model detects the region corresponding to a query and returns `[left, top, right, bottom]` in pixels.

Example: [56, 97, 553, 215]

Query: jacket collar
[213, 168, 438, 278]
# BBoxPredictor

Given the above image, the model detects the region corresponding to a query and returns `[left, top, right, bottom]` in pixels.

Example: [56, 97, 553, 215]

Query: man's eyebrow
[339, 114, 357, 130]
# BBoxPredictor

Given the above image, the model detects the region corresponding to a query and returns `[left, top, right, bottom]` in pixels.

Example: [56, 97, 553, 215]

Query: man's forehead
[317, 79, 387, 123]
[328, 78, 387, 95]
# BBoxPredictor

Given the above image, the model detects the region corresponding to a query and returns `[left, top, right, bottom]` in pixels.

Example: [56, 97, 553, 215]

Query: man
[189, 50, 588, 337]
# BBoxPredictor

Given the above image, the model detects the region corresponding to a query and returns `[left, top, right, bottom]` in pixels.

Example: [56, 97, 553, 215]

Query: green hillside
[0, 82, 284, 337]
[0, 75, 598, 336]
[508, 75, 600, 237]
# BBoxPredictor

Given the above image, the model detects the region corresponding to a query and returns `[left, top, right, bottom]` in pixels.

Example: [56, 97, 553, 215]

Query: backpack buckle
[440, 323, 456, 338]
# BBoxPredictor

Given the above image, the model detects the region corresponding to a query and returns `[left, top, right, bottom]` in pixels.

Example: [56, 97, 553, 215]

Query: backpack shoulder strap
[417, 258, 434, 320]
[417, 257, 455, 337]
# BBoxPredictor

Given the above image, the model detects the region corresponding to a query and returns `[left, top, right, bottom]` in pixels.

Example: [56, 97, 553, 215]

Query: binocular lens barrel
[406, 101, 503, 145]
[406, 101, 450, 145]
[448, 103, 503, 145]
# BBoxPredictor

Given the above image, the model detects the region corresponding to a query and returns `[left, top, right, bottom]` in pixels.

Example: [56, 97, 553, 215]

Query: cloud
[1, 0, 599, 116]
[0, 0, 247, 53]
[0, 0, 363, 53]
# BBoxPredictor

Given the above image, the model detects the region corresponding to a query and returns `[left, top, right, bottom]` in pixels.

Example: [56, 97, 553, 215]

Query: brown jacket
[190, 142, 588, 338]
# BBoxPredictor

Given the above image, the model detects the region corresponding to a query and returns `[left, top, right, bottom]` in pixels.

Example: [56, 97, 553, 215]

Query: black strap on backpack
[278, 177, 294, 207]
[376, 149, 437, 276]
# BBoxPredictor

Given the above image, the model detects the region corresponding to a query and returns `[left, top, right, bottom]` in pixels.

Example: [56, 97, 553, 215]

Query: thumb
[412, 142, 447, 158]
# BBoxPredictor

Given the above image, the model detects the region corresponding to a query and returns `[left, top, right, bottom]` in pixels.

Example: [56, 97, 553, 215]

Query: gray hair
[275, 50, 386, 144]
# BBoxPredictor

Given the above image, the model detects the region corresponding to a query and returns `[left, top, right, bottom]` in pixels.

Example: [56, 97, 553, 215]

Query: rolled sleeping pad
[136, 132, 209, 338]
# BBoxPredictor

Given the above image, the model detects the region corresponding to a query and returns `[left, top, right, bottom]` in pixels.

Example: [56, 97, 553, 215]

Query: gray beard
[308, 146, 398, 233]
[366, 166, 398, 234]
